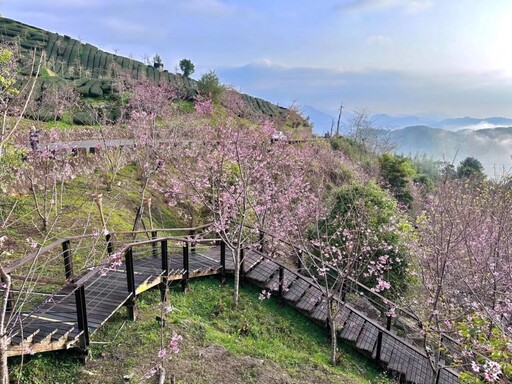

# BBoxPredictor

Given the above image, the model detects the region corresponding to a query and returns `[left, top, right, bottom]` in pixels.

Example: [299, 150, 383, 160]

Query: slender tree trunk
[0, 267, 11, 384]
[0, 334, 7, 384]
[327, 297, 337, 365]
[233, 248, 240, 308]
[330, 319, 337, 366]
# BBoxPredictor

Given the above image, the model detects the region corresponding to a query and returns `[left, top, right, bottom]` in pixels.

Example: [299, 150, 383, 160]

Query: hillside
[0, 17, 288, 121]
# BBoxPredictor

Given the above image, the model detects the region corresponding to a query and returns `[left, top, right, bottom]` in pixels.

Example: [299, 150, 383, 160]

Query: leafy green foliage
[197, 70, 224, 103]
[328, 181, 412, 293]
[178, 58, 195, 78]
[378, 154, 416, 207]
[457, 156, 485, 179]
[0, 47, 18, 96]
[153, 54, 162, 64]
[457, 316, 511, 383]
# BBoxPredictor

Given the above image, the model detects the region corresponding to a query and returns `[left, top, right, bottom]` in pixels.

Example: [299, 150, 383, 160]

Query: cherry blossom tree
[0, 46, 43, 157]
[165, 111, 319, 307]
[126, 81, 177, 233]
[410, 178, 512, 382]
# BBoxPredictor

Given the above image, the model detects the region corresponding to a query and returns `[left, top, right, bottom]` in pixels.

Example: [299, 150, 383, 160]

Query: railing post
[182, 242, 189, 292]
[125, 248, 137, 320]
[220, 240, 226, 285]
[62, 240, 73, 280]
[240, 248, 245, 287]
[106, 233, 114, 255]
[386, 314, 392, 331]
[160, 240, 168, 302]
[278, 266, 284, 306]
[375, 331, 383, 364]
[152, 231, 158, 258]
[75, 284, 89, 350]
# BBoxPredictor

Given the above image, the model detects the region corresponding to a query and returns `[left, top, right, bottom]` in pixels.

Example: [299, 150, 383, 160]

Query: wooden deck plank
[387, 345, 410, 377]
[283, 278, 309, 302]
[266, 269, 296, 292]
[310, 300, 328, 322]
[405, 351, 434, 384]
[295, 286, 323, 312]
[246, 259, 279, 284]
[355, 321, 379, 353]
[340, 312, 365, 342]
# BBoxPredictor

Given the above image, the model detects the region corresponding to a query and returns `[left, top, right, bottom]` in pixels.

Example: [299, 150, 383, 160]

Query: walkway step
[246, 259, 279, 284]
[405, 350, 434, 384]
[310, 300, 327, 322]
[373, 333, 397, 364]
[438, 368, 459, 384]
[355, 321, 379, 353]
[386, 344, 410, 377]
[283, 278, 310, 303]
[266, 268, 296, 292]
[340, 312, 365, 342]
[296, 286, 323, 312]
[243, 250, 264, 273]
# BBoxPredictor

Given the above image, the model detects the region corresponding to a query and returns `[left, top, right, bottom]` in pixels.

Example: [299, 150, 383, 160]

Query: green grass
[8, 278, 395, 383]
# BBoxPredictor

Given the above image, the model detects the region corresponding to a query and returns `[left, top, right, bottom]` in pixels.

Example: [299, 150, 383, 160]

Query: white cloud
[339, 0, 433, 14]
[174, 0, 235, 17]
[460, 122, 506, 131]
[366, 35, 393, 46]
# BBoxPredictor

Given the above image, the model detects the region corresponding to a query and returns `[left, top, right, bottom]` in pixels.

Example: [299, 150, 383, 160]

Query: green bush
[197, 70, 224, 103]
[73, 110, 98, 125]
[325, 181, 412, 294]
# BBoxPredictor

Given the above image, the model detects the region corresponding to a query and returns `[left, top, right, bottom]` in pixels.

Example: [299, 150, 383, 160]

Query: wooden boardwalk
[4, 234, 222, 357]
[3, 231, 460, 383]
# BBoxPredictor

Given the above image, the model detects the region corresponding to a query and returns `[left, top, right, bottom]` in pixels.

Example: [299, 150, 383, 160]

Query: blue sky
[2, 0, 512, 118]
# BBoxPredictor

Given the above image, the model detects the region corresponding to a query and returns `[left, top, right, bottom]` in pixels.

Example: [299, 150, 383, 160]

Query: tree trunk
[330, 319, 337, 366]
[158, 366, 165, 384]
[0, 337, 8, 384]
[327, 297, 337, 365]
[0, 268, 11, 384]
[232, 249, 240, 308]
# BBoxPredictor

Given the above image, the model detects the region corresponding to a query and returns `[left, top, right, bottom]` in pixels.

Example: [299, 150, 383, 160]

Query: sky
[2, 0, 512, 120]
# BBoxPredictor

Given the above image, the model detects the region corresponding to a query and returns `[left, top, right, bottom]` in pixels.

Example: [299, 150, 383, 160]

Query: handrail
[251, 226, 421, 322]
[117, 236, 222, 250]
[71, 236, 221, 287]
[252, 248, 432, 358]
[109, 223, 213, 236]
[5, 238, 69, 273]
[5, 224, 215, 274]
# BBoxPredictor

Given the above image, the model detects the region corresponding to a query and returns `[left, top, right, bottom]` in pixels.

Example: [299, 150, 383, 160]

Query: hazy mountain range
[303, 105, 512, 134]
[303, 106, 512, 177]
[384, 126, 512, 177]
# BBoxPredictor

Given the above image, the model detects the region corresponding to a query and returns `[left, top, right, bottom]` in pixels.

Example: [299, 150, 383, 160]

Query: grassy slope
[10, 278, 395, 384]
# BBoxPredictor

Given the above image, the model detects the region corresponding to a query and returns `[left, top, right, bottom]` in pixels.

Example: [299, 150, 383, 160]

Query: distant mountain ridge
[303, 108, 512, 134]
[382, 125, 512, 177]
[370, 114, 512, 131]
